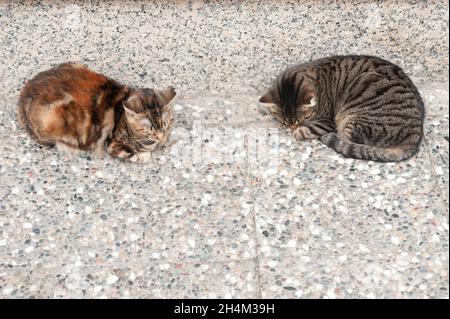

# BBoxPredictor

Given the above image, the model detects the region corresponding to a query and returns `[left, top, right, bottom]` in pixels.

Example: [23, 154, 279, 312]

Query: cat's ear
[300, 85, 316, 108]
[259, 90, 275, 104]
[124, 105, 148, 126]
[124, 94, 143, 111]
[123, 103, 147, 120]
[161, 87, 176, 106]
[123, 105, 139, 117]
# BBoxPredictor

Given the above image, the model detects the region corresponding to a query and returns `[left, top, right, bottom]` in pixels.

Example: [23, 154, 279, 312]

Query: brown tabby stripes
[260, 55, 425, 162]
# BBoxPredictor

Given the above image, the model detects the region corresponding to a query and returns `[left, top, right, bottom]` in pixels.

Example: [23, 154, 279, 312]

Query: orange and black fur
[260, 55, 425, 162]
[18, 62, 176, 163]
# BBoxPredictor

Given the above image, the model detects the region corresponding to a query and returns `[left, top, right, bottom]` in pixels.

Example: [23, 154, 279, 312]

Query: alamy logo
[168, 121, 279, 168]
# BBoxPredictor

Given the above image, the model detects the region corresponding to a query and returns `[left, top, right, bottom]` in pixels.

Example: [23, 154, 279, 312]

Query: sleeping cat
[259, 55, 425, 162]
[18, 62, 176, 163]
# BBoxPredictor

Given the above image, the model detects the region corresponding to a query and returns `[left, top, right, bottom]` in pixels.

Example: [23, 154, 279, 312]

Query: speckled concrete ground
[0, 0, 449, 299]
[0, 83, 448, 298]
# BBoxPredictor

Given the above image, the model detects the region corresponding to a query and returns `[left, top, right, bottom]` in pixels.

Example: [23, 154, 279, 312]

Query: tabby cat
[18, 62, 176, 163]
[259, 55, 425, 162]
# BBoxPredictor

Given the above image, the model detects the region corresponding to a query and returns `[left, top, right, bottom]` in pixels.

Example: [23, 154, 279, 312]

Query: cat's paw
[129, 152, 151, 163]
[292, 126, 316, 140]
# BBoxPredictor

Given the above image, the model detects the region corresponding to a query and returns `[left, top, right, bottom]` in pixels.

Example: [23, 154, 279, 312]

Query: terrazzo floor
[0, 82, 448, 299]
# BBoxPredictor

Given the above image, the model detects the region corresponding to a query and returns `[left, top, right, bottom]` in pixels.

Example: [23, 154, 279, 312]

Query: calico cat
[18, 62, 176, 163]
[259, 55, 425, 162]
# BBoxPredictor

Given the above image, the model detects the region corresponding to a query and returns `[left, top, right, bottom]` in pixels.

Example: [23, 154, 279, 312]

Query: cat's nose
[156, 132, 166, 143]
[289, 124, 298, 131]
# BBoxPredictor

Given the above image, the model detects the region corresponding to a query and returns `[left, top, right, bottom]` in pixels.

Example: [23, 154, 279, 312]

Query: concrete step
[0, 0, 448, 97]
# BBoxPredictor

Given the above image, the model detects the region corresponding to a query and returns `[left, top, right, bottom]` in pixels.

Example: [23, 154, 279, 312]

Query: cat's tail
[17, 98, 37, 139]
[17, 97, 55, 147]
[320, 133, 420, 162]
[17, 97, 29, 129]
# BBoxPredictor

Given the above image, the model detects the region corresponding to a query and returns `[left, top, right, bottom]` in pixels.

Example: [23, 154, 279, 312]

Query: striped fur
[18, 62, 176, 163]
[260, 55, 425, 162]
